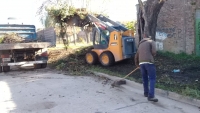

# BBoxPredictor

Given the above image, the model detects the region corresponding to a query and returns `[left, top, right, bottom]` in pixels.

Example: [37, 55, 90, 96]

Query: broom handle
[122, 67, 140, 79]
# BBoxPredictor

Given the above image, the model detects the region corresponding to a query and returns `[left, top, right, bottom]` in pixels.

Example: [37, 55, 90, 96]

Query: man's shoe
[144, 93, 148, 97]
[148, 97, 158, 102]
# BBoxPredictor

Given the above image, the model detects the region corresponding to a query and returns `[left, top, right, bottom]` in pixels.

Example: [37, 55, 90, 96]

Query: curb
[90, 71, 200, 107]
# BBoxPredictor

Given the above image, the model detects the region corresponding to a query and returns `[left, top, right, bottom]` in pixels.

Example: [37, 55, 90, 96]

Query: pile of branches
[48, 46, 93, 75]
[0, 33, 24, 44]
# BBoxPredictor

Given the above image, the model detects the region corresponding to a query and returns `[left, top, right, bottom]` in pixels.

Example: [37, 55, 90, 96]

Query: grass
[182, 87, 200, 99]
[156, 51, 200, 99]
[158, 51, 200, 62]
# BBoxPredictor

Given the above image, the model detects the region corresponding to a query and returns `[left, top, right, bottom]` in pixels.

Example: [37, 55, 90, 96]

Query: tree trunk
[84, 26, 90, 43]
[60, 22, 69, 49]
[137, 0, 166, 41]
[65, 24, 70, 46]
[72, 25, 77, 45]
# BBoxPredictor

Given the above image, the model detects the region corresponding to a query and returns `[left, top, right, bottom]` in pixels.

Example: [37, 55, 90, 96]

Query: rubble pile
[0, 33, 24, 44]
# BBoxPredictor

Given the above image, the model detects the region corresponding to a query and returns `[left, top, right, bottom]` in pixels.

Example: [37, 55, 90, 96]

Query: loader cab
[92, 27, 110, 49]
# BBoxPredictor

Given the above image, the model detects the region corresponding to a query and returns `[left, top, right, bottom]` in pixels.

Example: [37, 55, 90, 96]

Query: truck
[85, 14, 136, 66]
[0, 24, 55, 72]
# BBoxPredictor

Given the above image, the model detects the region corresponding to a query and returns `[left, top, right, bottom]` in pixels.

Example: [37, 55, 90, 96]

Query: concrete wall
[37, 27, 56, 46]
[156, 0, 200, 54]
[40, 26, 92, 45]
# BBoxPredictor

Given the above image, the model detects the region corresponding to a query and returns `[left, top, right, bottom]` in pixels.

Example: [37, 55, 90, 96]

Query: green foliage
[158, 51, 200, 62]
[124, 21, 136, 31]
[44, 2, 93, 48]
[56, 62, 66, 70]
[46, 3, 76, 22]
[52, 59, 65, 67]
[0, 36, 4, 43]
[44, 15, 56, 28]
[44, 3, 76, 48]
[182, 87, 200, 99]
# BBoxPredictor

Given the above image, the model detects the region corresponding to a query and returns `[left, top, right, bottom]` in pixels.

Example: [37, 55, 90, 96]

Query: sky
[0, 0, 37, 25]
[0, 0, 140, 29]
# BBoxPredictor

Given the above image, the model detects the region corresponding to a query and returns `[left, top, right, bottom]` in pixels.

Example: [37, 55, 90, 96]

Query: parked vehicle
[0, 24, 55, 72]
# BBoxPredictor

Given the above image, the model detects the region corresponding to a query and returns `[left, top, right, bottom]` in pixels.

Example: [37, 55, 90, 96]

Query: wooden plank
[0, 42, 51, 50]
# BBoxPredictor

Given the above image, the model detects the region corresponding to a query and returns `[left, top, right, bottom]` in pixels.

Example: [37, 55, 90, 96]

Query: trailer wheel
[41, 63, 47, 68]
[34, 64, 41, 69]
[85, 51, 98, 65]
[2, 66, 10, 72]
[99, 51, 115, 66]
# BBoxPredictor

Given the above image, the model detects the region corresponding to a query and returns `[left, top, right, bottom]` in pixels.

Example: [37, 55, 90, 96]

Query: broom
[111, 67, 140, 87]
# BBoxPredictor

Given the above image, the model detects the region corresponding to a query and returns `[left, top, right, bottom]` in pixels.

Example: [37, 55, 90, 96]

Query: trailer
[0, 24, 55, 72]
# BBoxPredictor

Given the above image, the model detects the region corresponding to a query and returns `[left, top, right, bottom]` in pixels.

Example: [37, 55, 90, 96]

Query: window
[93, 29, 109, 49]
[94, 30, 109, 45]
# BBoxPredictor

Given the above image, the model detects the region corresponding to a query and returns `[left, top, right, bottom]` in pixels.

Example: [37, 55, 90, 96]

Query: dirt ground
[0, 67, 199, 113]
[47, 46, 200, 99]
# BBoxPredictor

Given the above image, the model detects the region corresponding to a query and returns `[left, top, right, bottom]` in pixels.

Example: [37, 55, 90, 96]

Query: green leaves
[0, 36, 4, 43]
[181, 87, 200, 99]
[123, 21, 137, 31]
[46, 3, 76, 22]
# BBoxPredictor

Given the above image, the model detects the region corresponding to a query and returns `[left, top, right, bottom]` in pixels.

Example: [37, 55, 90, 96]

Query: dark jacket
[134, 38, 156, 67]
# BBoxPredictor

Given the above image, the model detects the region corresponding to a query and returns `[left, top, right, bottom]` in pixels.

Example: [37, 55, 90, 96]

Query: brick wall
[156, 0, 200, 54]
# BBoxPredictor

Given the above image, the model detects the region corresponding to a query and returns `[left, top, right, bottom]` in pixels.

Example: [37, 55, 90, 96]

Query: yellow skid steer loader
[85, 14, 136, 66]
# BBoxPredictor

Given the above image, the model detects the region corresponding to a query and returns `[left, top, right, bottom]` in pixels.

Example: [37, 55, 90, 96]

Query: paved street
[0, 68, 199, 113]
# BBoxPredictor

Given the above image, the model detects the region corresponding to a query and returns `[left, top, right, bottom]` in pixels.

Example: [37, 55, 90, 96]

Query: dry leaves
[0, 33, 24, 43]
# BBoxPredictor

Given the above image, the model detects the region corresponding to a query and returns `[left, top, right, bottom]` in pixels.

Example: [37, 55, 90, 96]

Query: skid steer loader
[85, 14, 136, 66]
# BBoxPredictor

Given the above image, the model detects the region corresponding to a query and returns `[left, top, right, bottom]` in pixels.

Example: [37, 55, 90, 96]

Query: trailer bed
[0, 42, 52, 50]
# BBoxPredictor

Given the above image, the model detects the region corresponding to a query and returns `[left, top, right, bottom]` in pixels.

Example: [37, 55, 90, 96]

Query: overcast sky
[0, 0, 140, 29]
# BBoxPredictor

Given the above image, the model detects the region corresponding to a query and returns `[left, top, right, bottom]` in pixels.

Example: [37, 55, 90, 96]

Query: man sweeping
[134, 34, 158, 102]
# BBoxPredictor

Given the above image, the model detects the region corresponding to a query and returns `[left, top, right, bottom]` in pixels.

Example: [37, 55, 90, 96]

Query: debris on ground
[48, 46, 93, 75]
[0, 33, 24, 43]
[48, 45, 200, 99]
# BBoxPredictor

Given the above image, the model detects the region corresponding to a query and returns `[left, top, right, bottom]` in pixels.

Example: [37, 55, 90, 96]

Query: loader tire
[85, 51, 98, 65]
[2, 66, 10, 72]
[99, 51, 114, 66]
